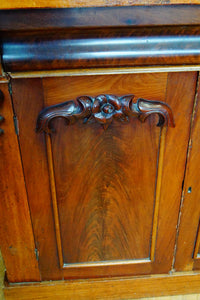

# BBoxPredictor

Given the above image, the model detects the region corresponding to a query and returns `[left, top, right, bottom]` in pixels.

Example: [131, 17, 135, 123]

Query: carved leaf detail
[36, 94, 175, 133]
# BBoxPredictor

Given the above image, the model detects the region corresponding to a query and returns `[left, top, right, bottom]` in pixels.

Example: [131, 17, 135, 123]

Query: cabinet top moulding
[0, 0, 200, 9]
[0, 6, 200, 31]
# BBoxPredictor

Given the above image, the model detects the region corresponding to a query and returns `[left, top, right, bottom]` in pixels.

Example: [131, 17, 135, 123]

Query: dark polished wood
[2, 27, 200, 72]
[0, 6, 200, 31]
[11, 72, 196, 280]
[0, 89, 5, 135]
[1, 3, 200, 299]
[36, 94, 174, 132]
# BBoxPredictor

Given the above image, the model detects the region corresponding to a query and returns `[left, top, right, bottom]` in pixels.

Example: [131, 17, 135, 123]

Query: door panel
[52, 117, 159, 264]
[11, 72, 197, 280]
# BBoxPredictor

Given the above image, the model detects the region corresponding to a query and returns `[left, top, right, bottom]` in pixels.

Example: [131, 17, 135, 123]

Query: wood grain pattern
[45, 73, 163, 271]
[11, 78, 64, 281]
[3, 272, 200, 300]
[52, 113, 159, 264]
[151, 72, 198, 274]
[0, 0, 200, 9]
[42, 73, 167, 105]
[2, 28, 200, 72]
[174, 74, 200, 271]
[40, 72, 167, 278]
[37, 92, 174, 265]
[1, 8, 200, 32]
[10, 71, 197, 281]
[0, 81, 41, 283]
[12, 73, 164, 280]
[43, 72, 195, 278]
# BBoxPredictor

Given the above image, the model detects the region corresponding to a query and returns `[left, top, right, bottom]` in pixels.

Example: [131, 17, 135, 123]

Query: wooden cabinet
[1, 3, 200, 299]
[8, 72, 196, 282]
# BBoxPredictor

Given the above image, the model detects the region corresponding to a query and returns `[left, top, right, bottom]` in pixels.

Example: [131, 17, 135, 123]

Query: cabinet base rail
[4, 271, 200, 300]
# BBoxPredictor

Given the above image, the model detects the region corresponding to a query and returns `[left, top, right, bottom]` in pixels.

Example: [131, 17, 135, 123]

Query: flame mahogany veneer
[0, 4, 200, 300]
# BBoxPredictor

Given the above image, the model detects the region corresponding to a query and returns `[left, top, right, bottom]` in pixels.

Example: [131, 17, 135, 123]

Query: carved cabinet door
[11, 71, 197, 280]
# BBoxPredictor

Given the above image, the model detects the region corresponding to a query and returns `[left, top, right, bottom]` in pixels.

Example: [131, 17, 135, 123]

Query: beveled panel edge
[45, 135, 64, 269]
[6, 65, 200, 79]
[193, 220, 200, 259]
[150, 126, 167, 261]
[45, 132, 150, 270]
[62, 259, 151, 269]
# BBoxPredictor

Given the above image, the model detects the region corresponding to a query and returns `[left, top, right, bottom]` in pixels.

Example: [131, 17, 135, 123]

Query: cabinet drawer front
[12, 71, 197, 280]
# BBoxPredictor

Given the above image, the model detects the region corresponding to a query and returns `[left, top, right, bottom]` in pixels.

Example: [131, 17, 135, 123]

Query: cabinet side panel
[0, 81, 41, 282]
[175, 73, 200, 271]
[153, 72, 198, 273]
[11, 78, 64, 280]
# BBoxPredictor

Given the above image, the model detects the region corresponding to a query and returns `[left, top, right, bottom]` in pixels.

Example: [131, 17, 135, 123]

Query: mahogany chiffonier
[0, 1, 200, 299]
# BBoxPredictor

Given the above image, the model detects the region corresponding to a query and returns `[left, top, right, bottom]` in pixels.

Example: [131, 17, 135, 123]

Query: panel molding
[150, 126, 167, 261]
[7, 66, 200, 79]
[40, 95, 173, 269]
[46, 135, 64, 269]
[45, 132, 153, 269]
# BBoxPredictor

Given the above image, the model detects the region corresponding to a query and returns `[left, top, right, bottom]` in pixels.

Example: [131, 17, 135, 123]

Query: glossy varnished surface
[3, 273, 200, 300]
[0, 3, 200, 298]
[149, 72, 197, 274]
[42, 74, 167, 266]
[1, 6, 200, 31]
[11, 78, 60, 280]
[36, 94, 174, 132]
[1, 6, 200, 73]
[52, 116, 159, 264]
[0, 81, 40, 283]
[2, 26, 200, 72]
[10, 72, 197, 280]
[174, 74, 200, 271]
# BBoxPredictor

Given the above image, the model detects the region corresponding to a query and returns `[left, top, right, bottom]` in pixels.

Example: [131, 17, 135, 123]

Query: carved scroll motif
[36, 94, 175, 133]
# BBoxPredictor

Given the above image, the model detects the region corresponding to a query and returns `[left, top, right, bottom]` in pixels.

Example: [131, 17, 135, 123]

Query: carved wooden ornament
[36, 94, 175, 133]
